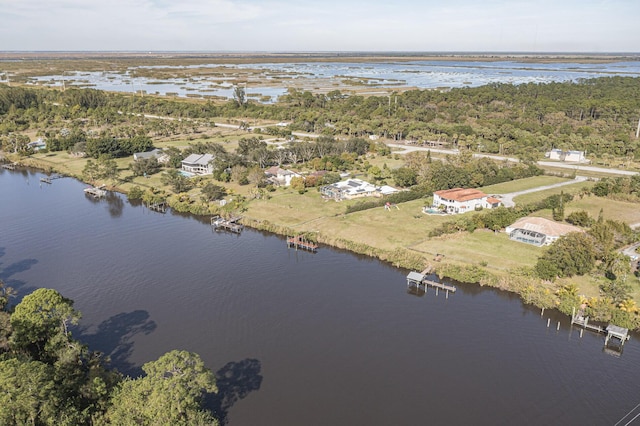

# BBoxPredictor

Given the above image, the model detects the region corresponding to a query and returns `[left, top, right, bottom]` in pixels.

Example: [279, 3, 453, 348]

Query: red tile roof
[434, 188, 488, 202]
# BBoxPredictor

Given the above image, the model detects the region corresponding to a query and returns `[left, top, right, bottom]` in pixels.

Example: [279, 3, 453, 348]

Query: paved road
[497, 176, 589, 207]
[387, 143, 638, 177]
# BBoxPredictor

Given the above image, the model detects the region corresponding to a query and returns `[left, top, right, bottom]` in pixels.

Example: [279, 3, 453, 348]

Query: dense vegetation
[0, 283, 220, 425]
[2, 76, 640, 163]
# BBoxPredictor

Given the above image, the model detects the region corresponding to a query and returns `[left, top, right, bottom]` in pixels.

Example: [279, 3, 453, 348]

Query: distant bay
[23, 59, 640, 102]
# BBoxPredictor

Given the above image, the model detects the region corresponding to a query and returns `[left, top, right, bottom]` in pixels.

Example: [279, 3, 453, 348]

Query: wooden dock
[1, 162, 17, 170]
[211, 215, 244, 233]
[84, 185, 107, 198]
[406, 270, 456, 295]
[570, 307, 630, 352]
[40, 174, 64, 184]
[147, 201, 167, 213]
[287, 235, 318, 252]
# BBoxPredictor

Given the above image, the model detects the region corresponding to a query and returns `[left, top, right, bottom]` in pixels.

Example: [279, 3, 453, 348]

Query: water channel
[1, 168, 639, 425]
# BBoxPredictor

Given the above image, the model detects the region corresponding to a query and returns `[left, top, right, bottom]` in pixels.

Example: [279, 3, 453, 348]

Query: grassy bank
[10, 150, 640, 330]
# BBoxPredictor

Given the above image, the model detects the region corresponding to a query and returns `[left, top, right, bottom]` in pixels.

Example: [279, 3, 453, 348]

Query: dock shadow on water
[76, 310, 157, 377]
[205, 358, 263, 425]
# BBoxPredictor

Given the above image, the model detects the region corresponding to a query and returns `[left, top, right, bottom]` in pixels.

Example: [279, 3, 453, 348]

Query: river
[1, 168, 639, 425]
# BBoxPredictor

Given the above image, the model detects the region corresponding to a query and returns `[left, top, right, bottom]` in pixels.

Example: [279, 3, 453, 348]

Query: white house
[264, 166, 302, 186]
[546, 149, 586, 162]
[181, 153, 215, 175]
[432, 188, 501, 214]
[505, 217, 583, 246]
[27, 138, 46, 151]
[320, 178, 399, 200]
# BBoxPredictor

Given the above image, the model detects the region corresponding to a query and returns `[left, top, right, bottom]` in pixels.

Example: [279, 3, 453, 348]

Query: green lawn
[411, 230, 541, 271]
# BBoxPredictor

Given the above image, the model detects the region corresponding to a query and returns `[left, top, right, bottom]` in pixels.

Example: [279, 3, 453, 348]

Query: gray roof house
[134, 148, 166, 162]
[181, 153, 215, 175]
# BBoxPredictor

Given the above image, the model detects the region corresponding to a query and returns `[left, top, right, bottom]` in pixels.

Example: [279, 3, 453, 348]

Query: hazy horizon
[1, 1, 638, 53]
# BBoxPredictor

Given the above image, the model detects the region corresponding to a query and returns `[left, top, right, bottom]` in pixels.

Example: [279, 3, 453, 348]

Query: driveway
[497, 176, 589, 207]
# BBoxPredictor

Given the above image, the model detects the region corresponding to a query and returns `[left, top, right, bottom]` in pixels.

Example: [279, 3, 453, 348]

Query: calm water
[1, 168, 639, 425]
[25, 60, 640, 101]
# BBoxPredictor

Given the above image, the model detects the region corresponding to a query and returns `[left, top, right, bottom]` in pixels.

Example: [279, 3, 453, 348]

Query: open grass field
[411, 230, 541, 271]
[566, 195, 640, 224]
[480, 175, 571, 194]
[512, 180, 594, 205]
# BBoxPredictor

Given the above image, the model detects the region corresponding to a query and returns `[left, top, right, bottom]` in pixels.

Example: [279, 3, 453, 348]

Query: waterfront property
[181, 153, 215, 175]
[432, 188, 501, 214]
[320, 178, 399, 200]
[505, 217, 583, 246]
[264, 166, 302, 187]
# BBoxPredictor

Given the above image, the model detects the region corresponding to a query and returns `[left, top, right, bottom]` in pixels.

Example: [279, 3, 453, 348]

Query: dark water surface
[1, 168, 639, 425]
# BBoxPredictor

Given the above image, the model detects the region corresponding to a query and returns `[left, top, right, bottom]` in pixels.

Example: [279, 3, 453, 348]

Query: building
[27, 138, 46, 151]
[181, 153, 215, 175]
[320, 178, 399, 200]
[432, 188, 501, 214]
[505, 217, 583, 246]
[264, 166, 302, 187]
[546, 149, 586, 163]
[133, 148, 168, 164]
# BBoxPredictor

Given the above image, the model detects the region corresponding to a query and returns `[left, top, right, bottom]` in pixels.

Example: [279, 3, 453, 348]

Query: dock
[570, 307, 630, 354]
[40, 174, 64, 184]
[211, 215, 244, 233]
[287, 235, 318, 252]
[1, 162, 17, 170]
[84, 185, 107, 198]
[406, 270, 456, 296]
[147, 201, 167, 213]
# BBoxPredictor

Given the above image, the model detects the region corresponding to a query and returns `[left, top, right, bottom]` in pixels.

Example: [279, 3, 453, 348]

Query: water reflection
[105, 192, 124, 218]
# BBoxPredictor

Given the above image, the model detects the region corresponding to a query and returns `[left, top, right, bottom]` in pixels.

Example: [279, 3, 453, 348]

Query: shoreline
[8, 155, 640, 332]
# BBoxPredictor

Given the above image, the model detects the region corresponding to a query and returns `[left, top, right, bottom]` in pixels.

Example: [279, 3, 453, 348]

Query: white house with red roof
[432, 188, 501, 214]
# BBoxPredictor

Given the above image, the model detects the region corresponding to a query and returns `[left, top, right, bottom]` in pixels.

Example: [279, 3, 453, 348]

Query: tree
[535, 232, 596, 280]
[201, 182, 227, 202]
[0, 358, 58, 425]
[131, 157, 161, 177]
[391, 167, 417, 187]
[105, 350, 218, 425]
[10, 288, 81, 362]
[233, 85, 246, 107]
[82, 156, 120, 184]
[161, 169, 194, 193]
[566, 210, 593, 227]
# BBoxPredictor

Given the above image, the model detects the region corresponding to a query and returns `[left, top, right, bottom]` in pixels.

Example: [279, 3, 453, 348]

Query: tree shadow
[0, 247, 38, 298]
[205, 358, 263, 425]
[75, 310, 157, 377]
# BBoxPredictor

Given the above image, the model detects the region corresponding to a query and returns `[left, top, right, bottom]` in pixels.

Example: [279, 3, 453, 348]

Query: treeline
[0, 283, 220, 425]
[2, 76, 640, 161]
[403, 150, 543, 192]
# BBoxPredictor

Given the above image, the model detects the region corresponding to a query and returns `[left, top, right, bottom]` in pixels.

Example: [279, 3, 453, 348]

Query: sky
[0, 0, 638, 52]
